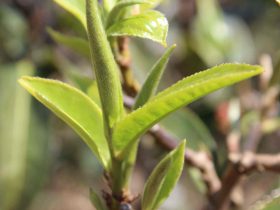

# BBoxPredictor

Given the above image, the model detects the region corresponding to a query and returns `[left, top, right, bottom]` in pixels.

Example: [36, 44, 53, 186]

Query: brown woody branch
[120, 40, 280, 210]
[116, 37, 139, 97]
[149, 125, 222, 195]
[123, 95, 222, 195]
[212, 152, 280, 210]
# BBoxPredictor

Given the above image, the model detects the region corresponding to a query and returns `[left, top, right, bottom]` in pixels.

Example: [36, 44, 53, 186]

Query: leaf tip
[178, 139, 186, 154]
[18, 76, 31, 87]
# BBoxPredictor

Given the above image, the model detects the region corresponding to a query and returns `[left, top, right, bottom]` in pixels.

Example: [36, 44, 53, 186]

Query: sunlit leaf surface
[107, 10, 168, 46]
[134, 44, 176, 109]
[53, 0, 86, 28]
[113, 64, 263, 157]
[19, 77, 110, 169]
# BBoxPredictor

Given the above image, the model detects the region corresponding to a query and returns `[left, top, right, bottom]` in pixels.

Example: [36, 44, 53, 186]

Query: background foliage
[0, 0, 279, 210]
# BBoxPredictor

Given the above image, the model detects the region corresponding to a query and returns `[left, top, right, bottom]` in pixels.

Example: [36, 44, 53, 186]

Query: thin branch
[116, 37, 139, 97]
[124, 95, 222, 195]
[212, 152, 280, 210]
[150, 125, 222, 195]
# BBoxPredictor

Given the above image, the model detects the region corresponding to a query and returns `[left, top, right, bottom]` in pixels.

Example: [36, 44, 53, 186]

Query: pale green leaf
[250, 190, 280, 210]
[103, 0, 117, 12]
[89, 188, 108, 210]
[142, 140, 185, 210]
[53, 0, 86, 29]
[260, 196, 280, 210]
[87, 80, 102, 107]
[106, 0, 153, 27]
[133, 44, 176, 109]
[140, 0, 164, 10]
[113, 64, 263, 157]
[86, 0, 124, 131]
[18, 77, 110, 169]
[47, 28, 90, 58]
[270, 52, 280, 86]
[107, 10, 168, 46]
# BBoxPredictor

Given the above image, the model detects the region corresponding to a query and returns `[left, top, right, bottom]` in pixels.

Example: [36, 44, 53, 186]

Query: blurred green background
[0, 0, 279, 210]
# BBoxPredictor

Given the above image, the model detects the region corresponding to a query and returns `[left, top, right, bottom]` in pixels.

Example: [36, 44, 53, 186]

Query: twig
[150, 125, 222, 195]
[116, 37, 139, 97]
[212, 152, 280, 210]
[124, 95, 222, 196]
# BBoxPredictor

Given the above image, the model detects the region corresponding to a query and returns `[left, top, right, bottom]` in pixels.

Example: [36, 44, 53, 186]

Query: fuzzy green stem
[86, 1, 130, 208]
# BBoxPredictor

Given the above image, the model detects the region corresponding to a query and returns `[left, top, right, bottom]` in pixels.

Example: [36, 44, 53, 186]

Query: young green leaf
[53, 0, 86, 29]
[86, 0, 124, 131]
[133, 44, 176, 109]
[106, 0, 153, 28]
[140, 0, 164, 10]
[259, 196, 280, 210]
[89, 188, 108, 210]
[107, 10, 168, 46]
[103, 0, 117, 12]
[18, 77, 110, 169]
[113, 64, 263, 157]
[250, 190, 280, 210]
[142, 140, 186, 210]
[87, 80, 102, 107]
[47, 28, 90, 58]
[269, 54, 280, 87]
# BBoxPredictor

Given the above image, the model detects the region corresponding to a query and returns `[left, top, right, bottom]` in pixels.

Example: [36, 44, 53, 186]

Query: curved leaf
[53, 0, 86, 29]
[107, 10, 168, 46]
[103, 0, 117, 12]
[106, 0, 152, 27]
[113, 64, 263, 157]
[142, 140, 185, 210]
[140, 0, 164, 10]
[133, 44, 176, 109]
[18, 77, 110, 169]
[47, 28, 90, 58]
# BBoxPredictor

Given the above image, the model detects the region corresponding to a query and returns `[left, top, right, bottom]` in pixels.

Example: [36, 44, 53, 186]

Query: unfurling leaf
[140, 0, 165, 10]
[106, 0, 153, 28]
[18, 77, 110, 169]
[86, 0, 124, 131]
[107, 10, 168, 46]
[134, 44, 176, 109]
[113, 64, 263, 157]
[142, 140, 186, 210]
